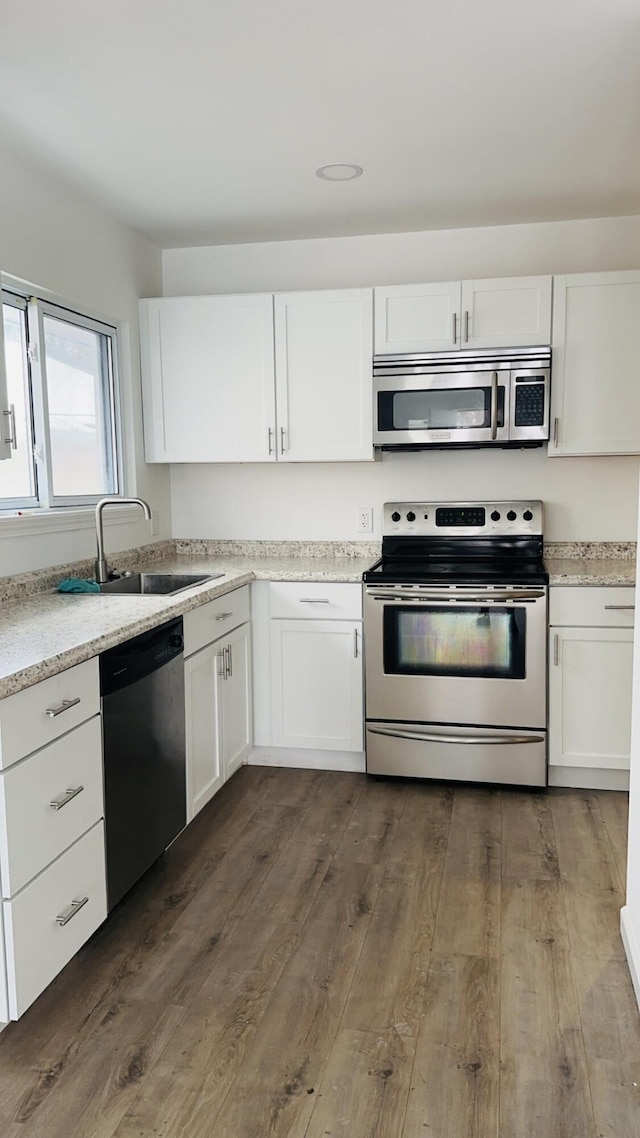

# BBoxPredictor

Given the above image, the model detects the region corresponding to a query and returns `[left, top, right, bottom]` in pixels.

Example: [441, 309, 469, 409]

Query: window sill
[0, 504, 149, 538]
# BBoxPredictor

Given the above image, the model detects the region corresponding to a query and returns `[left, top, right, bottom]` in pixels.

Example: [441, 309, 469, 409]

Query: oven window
[383, 605, 526, 679]
[377, 386, 505, 432]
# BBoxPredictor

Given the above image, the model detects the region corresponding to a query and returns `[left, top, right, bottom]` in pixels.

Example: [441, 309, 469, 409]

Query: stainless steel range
[363, 500, 548, 787]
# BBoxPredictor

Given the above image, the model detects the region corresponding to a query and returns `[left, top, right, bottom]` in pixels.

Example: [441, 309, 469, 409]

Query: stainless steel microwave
[373, 345, 551, 449]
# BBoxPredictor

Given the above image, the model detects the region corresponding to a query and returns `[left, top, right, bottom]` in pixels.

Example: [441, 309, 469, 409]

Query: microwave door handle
[490, 371, 498, 440]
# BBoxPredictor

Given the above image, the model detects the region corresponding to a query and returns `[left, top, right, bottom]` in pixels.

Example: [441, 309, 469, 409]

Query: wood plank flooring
[0, 768, 638, 1137]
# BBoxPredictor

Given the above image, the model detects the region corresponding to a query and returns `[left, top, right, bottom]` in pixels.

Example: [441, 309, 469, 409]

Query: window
[0, 290, 120, 510]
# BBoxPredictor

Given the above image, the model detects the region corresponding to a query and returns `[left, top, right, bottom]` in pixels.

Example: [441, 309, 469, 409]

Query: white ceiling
[1, 0, 639, 248]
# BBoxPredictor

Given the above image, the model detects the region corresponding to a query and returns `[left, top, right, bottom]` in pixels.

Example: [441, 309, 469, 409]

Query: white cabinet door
[270, 619, 363, 751]
[223, 622, 252, 779]
[140, 294, 276, 463]
[374, 282, 461, 354]
[550, 272, 640, 456]
[461, 276, 552, 348]
[185, 641, 224, 821]
[548, 627, 634, 770]
[274, 289, 373, 462]
[0, 304, 12, 461]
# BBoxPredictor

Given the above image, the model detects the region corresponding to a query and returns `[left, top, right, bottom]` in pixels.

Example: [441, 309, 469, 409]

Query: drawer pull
[604, 604, 635, 611]
[55, 896, 89, 926]
[45, 697, 81, 719]
[214, 612, 233, 621]
[50, 785, 84, 811]
[299, 598, 330, 604]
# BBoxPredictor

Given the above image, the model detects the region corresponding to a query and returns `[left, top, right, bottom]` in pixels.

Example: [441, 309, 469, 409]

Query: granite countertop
[546, 559, 636, 586]
[0, 552, 375, 699]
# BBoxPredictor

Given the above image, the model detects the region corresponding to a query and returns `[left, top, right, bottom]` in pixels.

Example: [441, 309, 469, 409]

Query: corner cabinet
[549, 271, 640, 456]
[548, 586, 635, 790]
[140, 288, 374, 464]
[373, 275, 552, 354]
[184, 587, 252, 820]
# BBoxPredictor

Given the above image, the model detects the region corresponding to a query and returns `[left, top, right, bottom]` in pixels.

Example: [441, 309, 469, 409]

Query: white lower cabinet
[254, 582, 364, 764]
[0, 657, 106, 1020]
[184, 588, 252, 820]
[548, 586, 635, 789]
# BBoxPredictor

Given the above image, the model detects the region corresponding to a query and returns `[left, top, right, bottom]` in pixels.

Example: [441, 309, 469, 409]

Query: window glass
[0, 302, 36, 502]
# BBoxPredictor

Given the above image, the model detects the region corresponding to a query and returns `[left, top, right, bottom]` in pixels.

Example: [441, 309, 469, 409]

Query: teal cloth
[57, 577, 100, 594]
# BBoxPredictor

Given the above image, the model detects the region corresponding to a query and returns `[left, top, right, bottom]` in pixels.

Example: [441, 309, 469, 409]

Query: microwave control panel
[514, 377, 546, 427]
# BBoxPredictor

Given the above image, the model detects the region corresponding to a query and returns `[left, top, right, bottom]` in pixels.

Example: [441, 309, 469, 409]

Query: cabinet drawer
[549, 586, 635, 627]
[0, 659, 99, 770]
[4, 821, 107, 1020]
[183, 586, 250, 657]
[270, 582, 362, 620]
[0, 717, 103, 897]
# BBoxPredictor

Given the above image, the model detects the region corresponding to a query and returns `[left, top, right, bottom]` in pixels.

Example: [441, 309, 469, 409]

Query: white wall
[164, 215, 640, 542]
[621, 468, 640, 1009]
[0, 140, 168, 577]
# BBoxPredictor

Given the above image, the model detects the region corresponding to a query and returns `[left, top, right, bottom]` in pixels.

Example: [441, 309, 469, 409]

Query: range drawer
[549, 586, 635, 627]
[270, 582, 362, 620]
[3, 820, 107, 1020]
[184, 586, 250, 657]
[0, 658, 100, 770]
[0, 716, 104, 897]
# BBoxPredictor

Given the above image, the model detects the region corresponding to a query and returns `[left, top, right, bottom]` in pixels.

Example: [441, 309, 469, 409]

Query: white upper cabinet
[374, 275, 552, 354]
[374, 282, 461, 354]
[550, 271, 640, 456]
[274, 289, 373, 462]
[140, 294, 276, 463]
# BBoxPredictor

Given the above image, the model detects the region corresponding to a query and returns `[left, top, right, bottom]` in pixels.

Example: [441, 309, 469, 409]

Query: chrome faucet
[94, 497, 152, 584]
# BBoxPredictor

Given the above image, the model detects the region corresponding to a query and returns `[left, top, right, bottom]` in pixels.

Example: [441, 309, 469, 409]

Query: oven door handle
[490, 371, 498, 439]
[367, 590, 546, 603]
[367, 726, 545, 746]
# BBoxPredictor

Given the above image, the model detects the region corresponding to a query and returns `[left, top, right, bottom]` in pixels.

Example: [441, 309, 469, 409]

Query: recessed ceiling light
[315, 163, 364, 181]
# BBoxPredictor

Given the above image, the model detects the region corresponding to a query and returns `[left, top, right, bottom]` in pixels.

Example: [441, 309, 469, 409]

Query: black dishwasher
[100, 617, 186, 911]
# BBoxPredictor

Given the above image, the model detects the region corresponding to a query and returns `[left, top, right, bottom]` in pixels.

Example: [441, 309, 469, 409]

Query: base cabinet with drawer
[0, 658, 107, 1020]
[251, 582, 364, 769]
[548, 586, 635, 790]
[184, 586, 252, 820]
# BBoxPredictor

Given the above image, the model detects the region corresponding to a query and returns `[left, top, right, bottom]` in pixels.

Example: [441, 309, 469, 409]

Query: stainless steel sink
[99, 572, 223, 596]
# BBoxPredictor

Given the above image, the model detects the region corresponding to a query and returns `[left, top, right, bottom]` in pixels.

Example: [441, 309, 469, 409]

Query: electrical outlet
[357, 507, 373, 533]
[151, 510, 160, 537]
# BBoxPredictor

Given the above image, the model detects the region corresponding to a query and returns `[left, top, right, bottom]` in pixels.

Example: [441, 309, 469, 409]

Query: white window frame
[1, 285, 124, 511]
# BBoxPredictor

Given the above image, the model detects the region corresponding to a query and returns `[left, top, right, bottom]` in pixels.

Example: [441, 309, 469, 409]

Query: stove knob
[523, 509, 533, 522]
[491, 510, 501, 521]
[391, 511, 401, 522]
[406, 511, 416, 522]
[507, 510, 517, 521]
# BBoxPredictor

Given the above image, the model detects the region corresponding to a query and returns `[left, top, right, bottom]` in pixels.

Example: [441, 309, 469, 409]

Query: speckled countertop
[0, 548, 377, 699]
[0, 538, 635, 699]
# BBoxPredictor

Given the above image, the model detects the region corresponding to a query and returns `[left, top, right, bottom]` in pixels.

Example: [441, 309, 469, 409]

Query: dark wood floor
[0, 767, 638, 1137]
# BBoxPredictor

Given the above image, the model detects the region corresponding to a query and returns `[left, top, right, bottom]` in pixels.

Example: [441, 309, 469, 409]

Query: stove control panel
[383, 500, 543, 537]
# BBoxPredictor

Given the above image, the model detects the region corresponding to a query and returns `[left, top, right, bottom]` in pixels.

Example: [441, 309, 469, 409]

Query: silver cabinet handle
[50, 785, 84, 811]
[300, 598, 330, 604]
[354, 628, 358, 658]
[280, 426, 286, 454]
[604, 605, 635, 610]
[452, 312, 457, 344]
[553, 417, 559, 447]
[55, 896, 89, 926]
[464, 310, 469, 342]
[553, 634, 559, 666]
[490, 371, 498, 440]
[215, 611, 233, 621]
[3, 404, 17, 450]
[268, 427, 274, 455]
[226, 644, 233, 679]
[217, 649, 225, 678]
[367, 726, 544, 746]
[45, 697, 81, 719]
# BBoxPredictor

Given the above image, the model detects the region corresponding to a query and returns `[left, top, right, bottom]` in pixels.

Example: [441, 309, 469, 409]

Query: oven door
[364, 584, 547, 729]
[374, 370, 510, 446]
